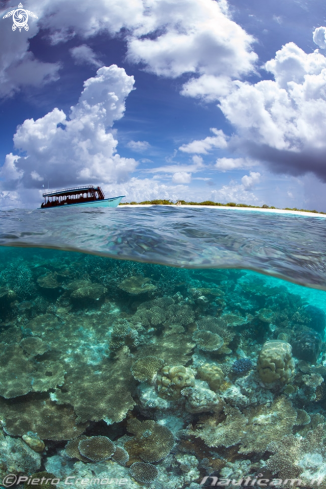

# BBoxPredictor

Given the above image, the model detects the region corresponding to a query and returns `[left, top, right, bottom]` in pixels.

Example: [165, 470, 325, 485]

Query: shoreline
[119, 204, 326, 218]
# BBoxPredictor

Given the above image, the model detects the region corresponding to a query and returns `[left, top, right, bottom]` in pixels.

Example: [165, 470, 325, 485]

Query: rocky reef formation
[0, 248, 326, 488]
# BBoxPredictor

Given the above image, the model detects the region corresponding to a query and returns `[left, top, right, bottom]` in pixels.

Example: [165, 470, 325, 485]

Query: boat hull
[40, 196, 124, 209]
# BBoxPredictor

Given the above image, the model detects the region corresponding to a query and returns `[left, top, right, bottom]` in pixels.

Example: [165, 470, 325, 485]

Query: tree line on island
[119, 200, 325, 214]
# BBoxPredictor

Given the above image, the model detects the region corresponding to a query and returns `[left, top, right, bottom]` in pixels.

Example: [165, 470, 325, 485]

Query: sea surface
[1, 206, 326, 488]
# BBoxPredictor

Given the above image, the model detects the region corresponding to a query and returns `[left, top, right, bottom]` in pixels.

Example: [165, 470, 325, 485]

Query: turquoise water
[1, 207, 326, 488]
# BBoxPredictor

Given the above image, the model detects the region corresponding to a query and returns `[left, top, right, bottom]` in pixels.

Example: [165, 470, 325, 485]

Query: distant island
[120, 200, 325, 215]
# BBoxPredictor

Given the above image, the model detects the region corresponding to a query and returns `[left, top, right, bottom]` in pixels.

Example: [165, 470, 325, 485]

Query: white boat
[40, 185, 124, 209]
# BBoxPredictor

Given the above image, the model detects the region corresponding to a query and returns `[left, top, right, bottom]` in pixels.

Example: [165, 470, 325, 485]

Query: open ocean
[1, 206, 326, 488]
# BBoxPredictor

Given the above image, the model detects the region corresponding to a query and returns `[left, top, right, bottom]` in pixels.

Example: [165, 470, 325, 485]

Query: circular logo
[12, 9, 28, 31]
[2, 474, 17, 488]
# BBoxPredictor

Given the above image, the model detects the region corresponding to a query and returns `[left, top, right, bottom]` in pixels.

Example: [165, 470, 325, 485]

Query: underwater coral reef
[1, 248, 326, 488]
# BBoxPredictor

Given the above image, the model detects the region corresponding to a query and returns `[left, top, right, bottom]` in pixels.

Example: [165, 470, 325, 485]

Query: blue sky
[1, 0, 326, 209]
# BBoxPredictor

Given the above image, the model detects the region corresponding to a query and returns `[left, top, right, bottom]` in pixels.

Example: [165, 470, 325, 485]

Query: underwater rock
[292, 328, 322, 364]
[257, 340, 295, 384]
[78, 436, 116, 462]
[37, 273, 60, 290]
[221, 383, 251, 408]
[118, 275, 157, 295]
[305, 305, 326, 334]
[0, 430, 41, 481]
[302, 373, 324, 388]
[70, 283, 107, 306]
[22, 432, 45, 452]
[130, 462, 158, 484]
[131, 356, 165, 383]
[176, 453, 200, 483]
[197, 363, 225, 391]
[157, 365, 196, 399]
[192, 330, 224, 352]
[181, 385, 220, 413]
[137, 383, 171, 411]
[112, 446, 129, 466]
[0, 397, 88, 440]
[126, 418, 174, 463]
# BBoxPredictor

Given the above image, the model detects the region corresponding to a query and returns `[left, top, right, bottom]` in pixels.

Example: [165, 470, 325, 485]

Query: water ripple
[1, 206, 326, 289]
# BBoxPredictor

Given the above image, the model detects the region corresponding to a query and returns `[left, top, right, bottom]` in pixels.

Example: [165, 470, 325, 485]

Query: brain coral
[257, 340, 295, 384]
[131, 356, 165, 383]
[130, 462, 158, 483]
[157, 365, 195, 399]
[197, 364, 225, 391]
[192, 330, 224, 352]
[126, 418, 174, 463]
[78, 436, 116, 462]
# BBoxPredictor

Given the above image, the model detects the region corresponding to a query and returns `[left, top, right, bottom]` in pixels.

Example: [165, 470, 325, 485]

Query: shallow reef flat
[1, 247, 326, 488]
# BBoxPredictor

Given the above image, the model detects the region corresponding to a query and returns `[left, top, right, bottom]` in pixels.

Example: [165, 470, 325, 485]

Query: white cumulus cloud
[313, 27, 326, 49]
[216, 40, 326, 181]
[127, 140, 150, 152]
[127, 0, 257, 83]
[0, 65, 137, 196]
[179, 128, 228, 154]
[172, 172, 192, 184]
[211, 182, 259, 204]
[102, 177, 188, 202]
[241, 171, 261, 190]
[215, 157, 255, 172]
[1, 0, 257, 99]
[0, 6, 60, 98]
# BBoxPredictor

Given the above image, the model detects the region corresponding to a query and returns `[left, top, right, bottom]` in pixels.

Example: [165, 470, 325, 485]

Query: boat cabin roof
[43, 185, 100, 198]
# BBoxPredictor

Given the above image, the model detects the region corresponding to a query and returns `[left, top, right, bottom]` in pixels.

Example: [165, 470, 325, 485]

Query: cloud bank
[0, 65, 137, 194]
